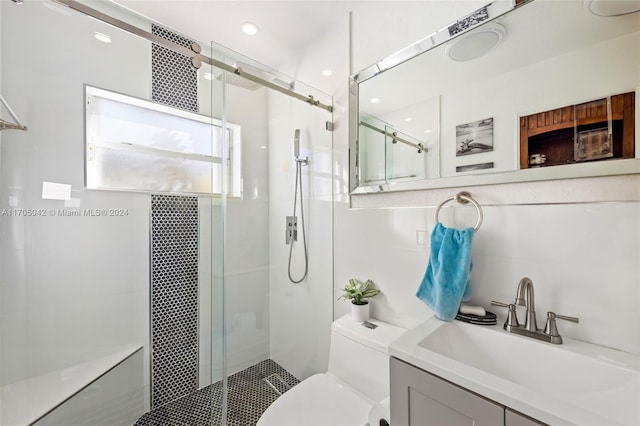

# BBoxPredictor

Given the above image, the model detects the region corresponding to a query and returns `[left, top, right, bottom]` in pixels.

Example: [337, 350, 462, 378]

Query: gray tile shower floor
[135, 359, 300, 426]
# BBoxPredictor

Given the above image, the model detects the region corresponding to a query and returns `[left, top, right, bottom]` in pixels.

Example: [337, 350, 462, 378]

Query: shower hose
[287, 157, 308, 283]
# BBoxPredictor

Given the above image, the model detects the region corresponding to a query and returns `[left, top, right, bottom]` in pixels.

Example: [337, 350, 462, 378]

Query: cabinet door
[390, 358, 504, 426]
[506, 408, 547, 426]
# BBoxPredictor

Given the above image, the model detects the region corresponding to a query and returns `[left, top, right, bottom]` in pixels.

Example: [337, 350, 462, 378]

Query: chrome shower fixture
[288, 128, 309, 283]
[11, 0, 24, 4]
[294, 129, 300, 157]
[293, 129, 308, 166]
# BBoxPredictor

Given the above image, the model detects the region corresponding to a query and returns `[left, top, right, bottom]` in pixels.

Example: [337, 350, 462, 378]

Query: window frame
[84, 85, 241, 197]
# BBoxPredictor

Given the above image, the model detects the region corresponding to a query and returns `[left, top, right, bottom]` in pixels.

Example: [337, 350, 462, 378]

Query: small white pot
[350, 301, 370, 322]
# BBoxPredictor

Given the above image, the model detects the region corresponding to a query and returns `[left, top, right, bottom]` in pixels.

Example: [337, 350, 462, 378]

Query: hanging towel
[416, 222, 474, 321]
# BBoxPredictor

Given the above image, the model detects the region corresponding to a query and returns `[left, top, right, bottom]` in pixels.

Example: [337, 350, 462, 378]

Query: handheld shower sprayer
[287, 128, 308, 284]
[294, 129, 300, 158]
[293, 128, 308, 166]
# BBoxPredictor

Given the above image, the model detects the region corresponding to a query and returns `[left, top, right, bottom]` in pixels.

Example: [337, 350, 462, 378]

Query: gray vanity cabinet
[390, 357, 503, 426]
[390, 358, 546, 426]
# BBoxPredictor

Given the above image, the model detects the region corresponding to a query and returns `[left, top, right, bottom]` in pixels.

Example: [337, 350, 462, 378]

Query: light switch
[416, 230, 427, 245]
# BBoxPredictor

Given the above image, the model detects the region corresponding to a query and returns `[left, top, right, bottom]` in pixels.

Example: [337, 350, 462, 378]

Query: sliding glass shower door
[0, 1, 226, 424]
[214, 44, 334, 424]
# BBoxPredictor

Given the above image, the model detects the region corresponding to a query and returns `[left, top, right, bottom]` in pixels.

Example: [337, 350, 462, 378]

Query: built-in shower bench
[1, 345, 143, 425]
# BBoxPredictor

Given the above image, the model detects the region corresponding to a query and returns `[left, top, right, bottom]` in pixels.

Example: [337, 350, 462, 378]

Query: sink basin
[390, 317, 640, 425]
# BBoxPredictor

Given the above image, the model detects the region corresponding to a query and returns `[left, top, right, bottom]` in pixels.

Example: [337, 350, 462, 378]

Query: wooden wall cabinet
[519, 92, 635, 169]
[390, 357, 547, 426]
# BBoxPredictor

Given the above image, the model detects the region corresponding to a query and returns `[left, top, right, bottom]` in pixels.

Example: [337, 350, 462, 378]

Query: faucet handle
[491, 301, 519, 328]
[555, 313, 579, 323]
[543, 312, 579, 343]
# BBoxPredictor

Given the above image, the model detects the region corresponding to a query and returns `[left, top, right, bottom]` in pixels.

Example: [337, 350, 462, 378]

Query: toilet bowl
[257, 314, 406, 426]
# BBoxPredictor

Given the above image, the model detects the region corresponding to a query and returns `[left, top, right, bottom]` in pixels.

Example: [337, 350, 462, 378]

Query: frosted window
[85, 86, 240, 196]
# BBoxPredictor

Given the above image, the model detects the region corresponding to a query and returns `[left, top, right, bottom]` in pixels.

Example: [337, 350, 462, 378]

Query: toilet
[257, 314, 406, 426]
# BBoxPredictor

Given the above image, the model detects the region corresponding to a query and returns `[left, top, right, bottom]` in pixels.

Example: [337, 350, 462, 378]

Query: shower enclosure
[0, 1, 333, 425]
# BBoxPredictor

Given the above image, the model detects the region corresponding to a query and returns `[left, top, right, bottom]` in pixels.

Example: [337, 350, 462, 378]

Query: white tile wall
[1, 1, 152, 396]
[220, 83, 272, 377]
[267, 90, 334, 381]
[334, 196, 640, 355]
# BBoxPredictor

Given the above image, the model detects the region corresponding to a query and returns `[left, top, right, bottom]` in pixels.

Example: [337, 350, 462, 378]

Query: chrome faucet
[515, 277, 537, 332]
[492, 277, 579, 344]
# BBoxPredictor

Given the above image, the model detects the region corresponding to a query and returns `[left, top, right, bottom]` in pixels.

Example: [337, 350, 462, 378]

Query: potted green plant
[340, 278, 381, 322]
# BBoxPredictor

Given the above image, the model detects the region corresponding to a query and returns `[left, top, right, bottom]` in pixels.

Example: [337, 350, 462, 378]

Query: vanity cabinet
[390, 358, 547, 426]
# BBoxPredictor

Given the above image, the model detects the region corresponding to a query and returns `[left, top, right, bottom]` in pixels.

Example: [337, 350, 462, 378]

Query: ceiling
[114, 0, 351, 73]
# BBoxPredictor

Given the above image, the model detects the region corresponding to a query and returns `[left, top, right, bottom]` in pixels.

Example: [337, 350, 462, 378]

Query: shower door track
[52, 0, 333, 113]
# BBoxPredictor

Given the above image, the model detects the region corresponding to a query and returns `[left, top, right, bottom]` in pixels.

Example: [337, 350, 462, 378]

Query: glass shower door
[0, 2, 152, 424]
[0, 2, 227, 425]
[213, 44, 334, 425]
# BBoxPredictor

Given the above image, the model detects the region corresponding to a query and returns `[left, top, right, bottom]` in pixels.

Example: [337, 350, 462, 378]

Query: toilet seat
[257, 373, 373, 426]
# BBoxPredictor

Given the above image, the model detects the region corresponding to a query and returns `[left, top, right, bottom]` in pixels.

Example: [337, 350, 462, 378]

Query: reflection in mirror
[520, 92, 635, 169]
[350, 0, 640, 194]
[357, 94, 439, 187]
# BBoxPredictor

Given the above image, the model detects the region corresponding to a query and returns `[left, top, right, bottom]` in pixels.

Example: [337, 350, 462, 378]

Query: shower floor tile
[135, 359, 300, 426]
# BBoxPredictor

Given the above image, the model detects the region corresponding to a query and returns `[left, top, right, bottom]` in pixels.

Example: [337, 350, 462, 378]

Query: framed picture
[456, 117, 494, 157]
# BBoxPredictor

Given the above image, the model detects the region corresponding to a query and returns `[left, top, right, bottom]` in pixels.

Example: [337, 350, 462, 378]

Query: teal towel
[416, 222, 474, 321]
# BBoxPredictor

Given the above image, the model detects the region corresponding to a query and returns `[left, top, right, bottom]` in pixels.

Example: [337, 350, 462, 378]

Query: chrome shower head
[294, 129, 301, 158]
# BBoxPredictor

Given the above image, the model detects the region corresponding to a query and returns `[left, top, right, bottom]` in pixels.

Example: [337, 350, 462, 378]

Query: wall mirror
[349, 0, 640, 194]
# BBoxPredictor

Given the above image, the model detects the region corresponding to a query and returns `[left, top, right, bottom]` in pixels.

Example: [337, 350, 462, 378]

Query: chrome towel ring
[434, 191, 483, 232]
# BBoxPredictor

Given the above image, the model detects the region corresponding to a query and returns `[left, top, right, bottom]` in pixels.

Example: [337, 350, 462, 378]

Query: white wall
[0, 4, 153, 420]
[335, 180, 640, 355]
[261, 7, 351, 380]
[223, 83, 272, 376]
[267, 87, 334, 381]
[349, 0, 491, 73]
[1, 0, 152, 396]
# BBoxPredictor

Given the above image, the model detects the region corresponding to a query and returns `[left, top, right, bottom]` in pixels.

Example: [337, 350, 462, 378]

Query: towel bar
[434, 191, 483, 232]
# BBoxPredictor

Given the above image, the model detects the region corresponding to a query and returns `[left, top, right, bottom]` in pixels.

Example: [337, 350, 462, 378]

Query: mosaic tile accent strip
[151, 24, 198, 112]
[151, 194, 199, 408]
[136, 359, 300, 426]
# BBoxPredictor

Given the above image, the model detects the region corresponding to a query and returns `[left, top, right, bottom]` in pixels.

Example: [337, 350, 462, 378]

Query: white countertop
[389, 317, 640, 426]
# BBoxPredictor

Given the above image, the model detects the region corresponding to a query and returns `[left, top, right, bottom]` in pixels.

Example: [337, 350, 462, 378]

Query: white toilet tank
[328, 314, 406, 403]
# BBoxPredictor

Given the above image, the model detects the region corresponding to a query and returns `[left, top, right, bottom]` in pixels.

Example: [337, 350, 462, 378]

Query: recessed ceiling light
[322, 69, 333, 76]
[404, 117, 413, 122]
[370, 97, 381, 103]
[424, 130, 432, 133]
[242, 22, 259, 36]
[203, 72, 214, 81]
[94, 32, 111, 43]
[260, 145, 267, 149]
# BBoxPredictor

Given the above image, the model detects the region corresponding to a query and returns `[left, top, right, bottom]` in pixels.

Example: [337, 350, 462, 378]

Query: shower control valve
[285, 215, 298, 244]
